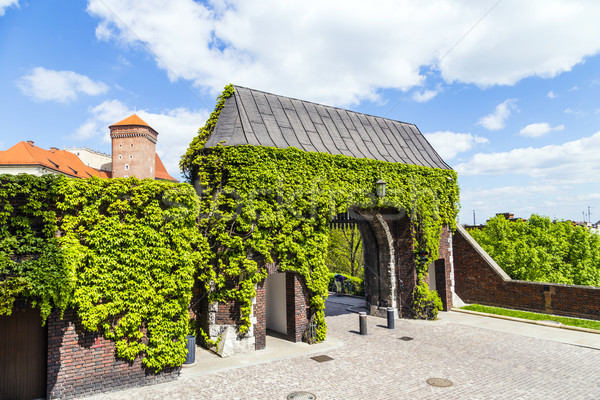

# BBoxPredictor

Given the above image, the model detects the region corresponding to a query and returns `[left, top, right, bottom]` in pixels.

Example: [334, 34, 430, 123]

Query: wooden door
[0, 308, 47, 400]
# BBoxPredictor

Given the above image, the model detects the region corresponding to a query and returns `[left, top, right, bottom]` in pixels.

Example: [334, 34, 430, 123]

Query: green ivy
[181, 85, 460, 338]
[0, 174, 209, 370]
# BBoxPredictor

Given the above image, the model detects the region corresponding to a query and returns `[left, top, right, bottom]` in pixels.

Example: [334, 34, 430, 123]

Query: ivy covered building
[183, 85, 459, 357]
[1, 85, 460, 399]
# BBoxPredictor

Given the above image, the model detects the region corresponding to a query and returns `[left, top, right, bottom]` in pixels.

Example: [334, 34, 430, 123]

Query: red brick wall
[453, 227, 600, 320]
[435, 226, 453, 311]
[286, 272, 310, 342]
[47, 310, 179, 399]
[110, 125, 156, 179]
[254, 279, 267, 350]
[389, 215, 416, 317]
[253, 270, 311, 350]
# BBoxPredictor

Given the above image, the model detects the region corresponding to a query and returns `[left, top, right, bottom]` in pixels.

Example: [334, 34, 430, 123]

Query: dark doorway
[0, 308, 47, 400]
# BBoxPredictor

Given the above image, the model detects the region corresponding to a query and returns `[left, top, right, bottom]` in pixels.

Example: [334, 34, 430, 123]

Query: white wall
[428, 262, 437, 291]
[265, 272, 287, 335]
[65, 148, 111, 171]
[0, 165, 61, 176]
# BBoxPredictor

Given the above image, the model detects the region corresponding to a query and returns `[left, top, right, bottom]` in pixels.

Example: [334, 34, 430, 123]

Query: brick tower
[109, 114, 157, 179]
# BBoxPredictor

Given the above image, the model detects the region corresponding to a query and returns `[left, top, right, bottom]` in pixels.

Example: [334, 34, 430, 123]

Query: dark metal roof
[205, 85, 451, 169]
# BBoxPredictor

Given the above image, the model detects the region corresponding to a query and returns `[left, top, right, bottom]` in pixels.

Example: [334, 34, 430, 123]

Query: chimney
[50, 147, 58, 153]
[26, 140, 34, 146]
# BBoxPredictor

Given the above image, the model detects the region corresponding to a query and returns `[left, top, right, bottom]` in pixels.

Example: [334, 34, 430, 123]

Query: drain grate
[287, 391, 317, 400]
[426, 378, 453, 387]
[311, 355, 334, 363]
[398, 336, 414, 341]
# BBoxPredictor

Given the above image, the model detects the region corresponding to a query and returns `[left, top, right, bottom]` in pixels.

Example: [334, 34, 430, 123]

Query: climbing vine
[0, 174, 208, 370]
[181, 85, 460, 339]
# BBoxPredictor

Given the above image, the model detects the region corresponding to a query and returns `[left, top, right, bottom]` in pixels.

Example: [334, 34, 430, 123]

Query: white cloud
[547, 90, 557, 99]
[424, 131, 488, 160]
[76, 100, 208, 179]
[75, 99, 130, 140]
[0, 0, 18, 16]
[17, 67, 108, 103]
[477, 99, 517, 131]
[455, 131, 600, 184]
[519, 122, 564, 138]
[565, 108, 585, 117]
[87, 0, 600, 106]
[413, 89, 438, 103]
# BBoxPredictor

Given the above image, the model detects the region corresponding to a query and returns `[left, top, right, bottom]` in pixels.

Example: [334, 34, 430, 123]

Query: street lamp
[376, 178, 386, 198]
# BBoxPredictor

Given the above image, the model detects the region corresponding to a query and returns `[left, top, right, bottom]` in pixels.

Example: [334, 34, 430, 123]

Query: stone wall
[47, 310, 179, 399]
[435, 226, 454, 311]
[389, 214, 415, 318]
[453, 224, 600, 320]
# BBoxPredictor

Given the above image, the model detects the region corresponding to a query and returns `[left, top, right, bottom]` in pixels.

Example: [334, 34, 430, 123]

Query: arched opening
[329, 207, 409, 318]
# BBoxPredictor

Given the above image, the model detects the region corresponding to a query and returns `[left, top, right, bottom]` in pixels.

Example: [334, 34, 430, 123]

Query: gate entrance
[0, 307, 47, 400]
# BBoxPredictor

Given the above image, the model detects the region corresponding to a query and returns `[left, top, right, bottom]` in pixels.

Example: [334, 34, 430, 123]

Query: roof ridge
[232, 84, 417, 127]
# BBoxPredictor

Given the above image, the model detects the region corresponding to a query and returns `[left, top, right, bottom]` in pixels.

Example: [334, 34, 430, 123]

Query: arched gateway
[184, 85, 459, 356]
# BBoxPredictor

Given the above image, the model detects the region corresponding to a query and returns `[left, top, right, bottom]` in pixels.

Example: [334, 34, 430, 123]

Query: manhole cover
[426, 378, 453, 387]
[287, 391, 317, 400]
[399, 336, 414, 341]
[311, 355, 334, 363]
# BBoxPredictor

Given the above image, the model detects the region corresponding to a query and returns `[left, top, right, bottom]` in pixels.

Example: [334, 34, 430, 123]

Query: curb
[452, 308, 600, 335]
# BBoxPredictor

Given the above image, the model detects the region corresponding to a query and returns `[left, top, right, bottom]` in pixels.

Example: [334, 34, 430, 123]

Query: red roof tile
[0, 141, 110, 179]
[155, 154, 178, 182]
[110, 114, 151, 128]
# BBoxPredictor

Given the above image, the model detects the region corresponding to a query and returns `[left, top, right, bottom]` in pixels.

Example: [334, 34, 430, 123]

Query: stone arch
[352, 208, 405, 318]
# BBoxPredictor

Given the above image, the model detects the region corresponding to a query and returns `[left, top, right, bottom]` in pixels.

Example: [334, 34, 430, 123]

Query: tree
[325, 226, 364, 277]
[468, 214, 600, 286]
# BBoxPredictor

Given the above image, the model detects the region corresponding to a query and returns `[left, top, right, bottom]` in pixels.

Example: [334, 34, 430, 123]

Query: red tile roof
[155, 154, 178, 182]
[109, 114, 151, 128]
[0, 141, 178, 182]
[0, 141, 110, 178]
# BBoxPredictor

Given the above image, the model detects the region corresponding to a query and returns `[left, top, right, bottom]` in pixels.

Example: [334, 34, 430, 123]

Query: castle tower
[109, 114, 157, 179]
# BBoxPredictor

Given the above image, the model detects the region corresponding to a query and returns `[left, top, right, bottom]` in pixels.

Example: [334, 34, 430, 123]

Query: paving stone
[82, 301, 600, 399]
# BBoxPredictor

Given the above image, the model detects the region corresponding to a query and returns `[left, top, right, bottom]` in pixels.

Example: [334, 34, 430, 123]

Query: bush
[327, 272, 364, 296]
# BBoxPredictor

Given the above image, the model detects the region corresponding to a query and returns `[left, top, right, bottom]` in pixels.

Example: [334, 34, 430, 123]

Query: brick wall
[254, 270, 311, 350]
[47, 310, 179, 399]
[390, 214, 416, 317]
[453, 225, 600, 320]
[254, 279, 267, 350]
[435, 226, 453, 311]
[286, 272, 310, 342]
[110, 125, 156, 179]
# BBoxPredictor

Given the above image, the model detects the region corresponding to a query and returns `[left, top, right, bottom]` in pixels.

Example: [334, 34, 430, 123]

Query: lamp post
[376, 178, 386, 198]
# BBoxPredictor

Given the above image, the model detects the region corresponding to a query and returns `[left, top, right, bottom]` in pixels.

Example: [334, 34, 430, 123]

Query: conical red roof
[109, 114, 150, 128]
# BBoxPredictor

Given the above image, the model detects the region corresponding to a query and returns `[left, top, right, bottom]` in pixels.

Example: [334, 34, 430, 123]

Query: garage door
[0, 308, 47, 400]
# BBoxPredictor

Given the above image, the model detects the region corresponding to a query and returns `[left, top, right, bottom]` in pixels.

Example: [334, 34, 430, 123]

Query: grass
[460, 304, 600, 331]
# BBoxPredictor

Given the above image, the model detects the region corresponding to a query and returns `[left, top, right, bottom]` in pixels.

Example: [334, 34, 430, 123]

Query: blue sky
[2, 0, 600, 224]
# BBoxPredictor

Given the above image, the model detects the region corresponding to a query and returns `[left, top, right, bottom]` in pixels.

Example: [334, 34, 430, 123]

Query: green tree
[468, 214, 600, 286]
[325, 226, 363, 277]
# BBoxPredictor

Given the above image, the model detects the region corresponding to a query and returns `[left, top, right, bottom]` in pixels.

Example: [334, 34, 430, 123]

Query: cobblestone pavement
[87, 301, 600, 400]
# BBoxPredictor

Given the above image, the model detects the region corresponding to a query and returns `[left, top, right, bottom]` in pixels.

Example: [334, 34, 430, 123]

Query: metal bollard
[387, 307, 395, 329]
[359, 312, 367, 335]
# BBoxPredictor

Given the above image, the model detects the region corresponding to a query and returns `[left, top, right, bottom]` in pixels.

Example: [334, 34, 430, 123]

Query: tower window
[119, 144, 122, 148]
[129, 155, 133, 159]
[131, 144, 133, 147]
[125, 164, 129, 170]
[118, 155, 122, 160]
